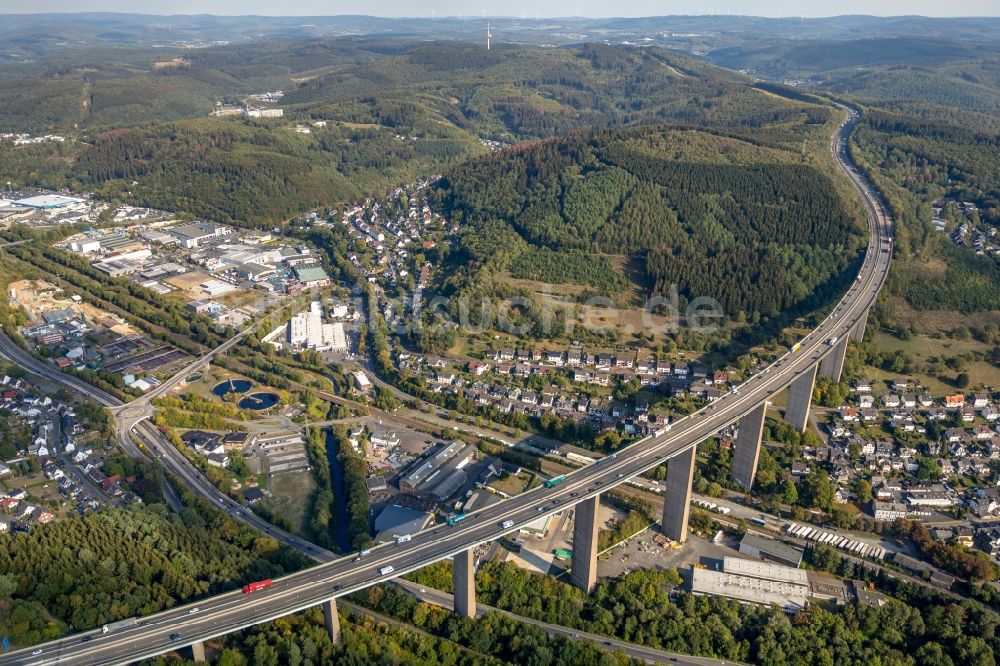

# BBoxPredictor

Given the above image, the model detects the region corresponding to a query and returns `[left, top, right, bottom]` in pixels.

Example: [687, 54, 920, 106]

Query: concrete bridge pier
[852, 309, 869, 342]
[453, 548, 476, 618]
[818, 337, 848, 383]
[190, 641, 206, 662]
[731, 403, 767, 490]
[785, 365, 817, 433]
[322, 598, 341, 645]
[570, 495, 600, 593]
[662, 445, 696, 542]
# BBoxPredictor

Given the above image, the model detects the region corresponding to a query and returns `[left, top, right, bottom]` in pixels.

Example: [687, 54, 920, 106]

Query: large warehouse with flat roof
[399, 441, 475, 500]
[691, 556, 809, 613]
[374, 504, 433, 542]
[739, 532, 804, 568]
[13, 194, 86, 210]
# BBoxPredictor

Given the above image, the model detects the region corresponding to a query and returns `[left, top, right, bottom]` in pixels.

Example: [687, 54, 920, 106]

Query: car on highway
[81, 636, 92, 643]
[32, 649, 42, 656]
[170, 633, 181, 642]
[189, 607, 200, 614]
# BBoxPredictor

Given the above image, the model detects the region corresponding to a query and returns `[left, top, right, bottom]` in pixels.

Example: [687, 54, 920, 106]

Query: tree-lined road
[394, 579, 739, 665]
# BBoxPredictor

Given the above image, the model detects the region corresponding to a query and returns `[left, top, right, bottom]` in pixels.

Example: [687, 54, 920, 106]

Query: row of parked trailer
[691, 498, 732, 515]
[785, 523, 888, 560]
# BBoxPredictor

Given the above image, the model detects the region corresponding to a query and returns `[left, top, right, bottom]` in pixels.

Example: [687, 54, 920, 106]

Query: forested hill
[1, 40, 842, 227]
[433, 125, 864, 323]
[282, 42, 782, 141]
[708, 37, 1000, 116]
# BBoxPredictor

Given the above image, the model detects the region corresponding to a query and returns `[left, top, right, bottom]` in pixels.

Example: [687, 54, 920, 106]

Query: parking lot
[598, 530, 735, 580]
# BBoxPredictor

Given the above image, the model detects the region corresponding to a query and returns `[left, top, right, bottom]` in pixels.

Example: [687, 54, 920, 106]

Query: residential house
[971, 488, 1000, 517]
[975, 526, 1000, 559]
[973, 425, 994, 440]
[544, 350, 564, 365]
[467, 360, 490, 376]
[944, 394, 966, 409]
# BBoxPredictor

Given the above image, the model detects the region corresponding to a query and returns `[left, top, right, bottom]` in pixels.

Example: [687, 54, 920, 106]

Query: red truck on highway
[243, 579, 273, 595]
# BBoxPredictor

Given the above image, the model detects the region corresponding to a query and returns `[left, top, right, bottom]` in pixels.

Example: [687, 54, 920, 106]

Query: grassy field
[260, 470, 315, 535]
[879, 293, 1000, 333]
[488, 471, 532, 497]
[865, 329, 1000, 393]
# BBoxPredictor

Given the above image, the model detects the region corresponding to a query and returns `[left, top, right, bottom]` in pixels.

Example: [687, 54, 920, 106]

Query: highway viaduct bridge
[1, 103, 891, 665]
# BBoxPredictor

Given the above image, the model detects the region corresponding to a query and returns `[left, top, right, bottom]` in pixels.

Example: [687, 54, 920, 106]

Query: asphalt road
[0, 332, 333, 555]
[0, 104, 891, 666]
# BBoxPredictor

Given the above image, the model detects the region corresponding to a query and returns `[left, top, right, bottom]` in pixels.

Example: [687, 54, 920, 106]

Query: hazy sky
[2, 1, 998, 17]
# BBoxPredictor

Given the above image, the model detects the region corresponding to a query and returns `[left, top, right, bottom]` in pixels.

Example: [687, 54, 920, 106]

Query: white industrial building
[288, 302, 346, 352]
[201, 279, 236, 297]
[170, 222, 233, 248]
[12, 194, 86, 210]
[68, 239, 101, 254]
[354, 370, 372, 394]
[690, 556, 809, 613]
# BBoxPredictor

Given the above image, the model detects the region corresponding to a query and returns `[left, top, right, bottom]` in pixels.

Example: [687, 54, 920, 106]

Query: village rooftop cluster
[0, 374, 141, 534]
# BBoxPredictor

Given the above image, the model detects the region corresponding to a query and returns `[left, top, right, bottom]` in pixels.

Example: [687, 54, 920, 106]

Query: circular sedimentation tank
[212, 379, 253, 397]
[238, 392, 279, 411]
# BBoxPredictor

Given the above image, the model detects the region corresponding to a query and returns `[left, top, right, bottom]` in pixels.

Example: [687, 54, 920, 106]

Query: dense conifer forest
[434, 125, 863, 323]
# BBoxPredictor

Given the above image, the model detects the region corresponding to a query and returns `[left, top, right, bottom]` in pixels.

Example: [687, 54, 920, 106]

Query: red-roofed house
[945, 394, 966, 409]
